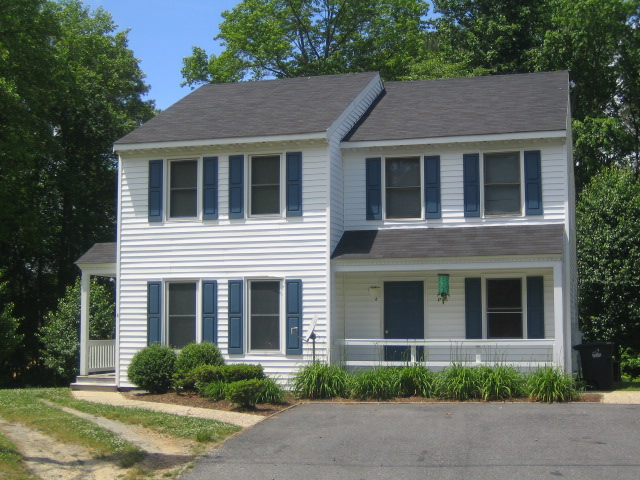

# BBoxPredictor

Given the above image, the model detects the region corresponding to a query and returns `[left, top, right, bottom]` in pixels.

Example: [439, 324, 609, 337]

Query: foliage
[397, 365, 436, 397]
[182, 0, 430, 85]
[293, 363, 351, 399]
[0, 277, 24, 383]
[255, 377, 286, 405]
[220, 364, 265, 383]
[173, 342, 225, 389]
[200, 381, 228, 401]
[0, 0, 155, 384]
[433, 364, 481, 400]
[38, 277, 115, 382]
[526, 367, 579, 403]
[224, 379, 266, 408]
[620, 349, 640, 379]
[475, 365, 526, 401]
[350, 367, 402, 400]
[577, 167, 640, 352]
[188, 364, 265, 392]
[127, 344, 177, 394]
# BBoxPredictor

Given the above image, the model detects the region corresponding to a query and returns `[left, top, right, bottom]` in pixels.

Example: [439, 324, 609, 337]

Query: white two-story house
[74, 70, 578, 389]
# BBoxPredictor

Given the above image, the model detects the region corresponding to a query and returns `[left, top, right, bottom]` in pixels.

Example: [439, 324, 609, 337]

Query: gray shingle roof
[116, 72, 379, 145]
[75, 242, 116, 265]
[331, 225, 565, 260]
[344, 71, 569, 142]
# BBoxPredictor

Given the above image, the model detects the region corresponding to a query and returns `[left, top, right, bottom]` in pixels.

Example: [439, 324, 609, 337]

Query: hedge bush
[174, 342, 224, 390]
[225, 379, 266, 408]
[128, 344, 177, 393]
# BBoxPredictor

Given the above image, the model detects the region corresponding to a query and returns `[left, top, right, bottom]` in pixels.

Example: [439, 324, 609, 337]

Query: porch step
[71, 374, 117, 392]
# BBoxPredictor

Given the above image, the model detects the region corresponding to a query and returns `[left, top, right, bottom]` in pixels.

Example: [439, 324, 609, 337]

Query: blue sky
[84, 0, 240, 110]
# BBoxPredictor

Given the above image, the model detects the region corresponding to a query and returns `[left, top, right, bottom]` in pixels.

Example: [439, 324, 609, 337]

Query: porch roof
[331, 225, 564, 260]
[75, 242, 116, 265]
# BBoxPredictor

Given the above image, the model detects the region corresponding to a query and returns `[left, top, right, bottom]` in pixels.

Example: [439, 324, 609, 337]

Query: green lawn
[614, 380, 640, 391]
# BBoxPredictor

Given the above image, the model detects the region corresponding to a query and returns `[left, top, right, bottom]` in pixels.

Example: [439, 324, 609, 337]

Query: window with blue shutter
[229, 155, 244, 219]
[228, 280, 243, 353]
[465, 278, 482, 339]
[463, 154, 480, 217]
[424, 155, 441, 219]
[203, 157, 218, 220]
[286, 152, 302, 217]
[147, 281, 162, 344]
[286, 280, 303, 354]
[366, 158, 382, 220]
[202, 281, 217, 343]
[524, 150, 543, 215]
[527, 276, 545, 339]
[148, 160, 163, 222]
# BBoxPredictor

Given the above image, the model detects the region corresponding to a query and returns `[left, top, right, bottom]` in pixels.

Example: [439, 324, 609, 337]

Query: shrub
[621, 349, 640, 379]
[174, 342, 224, 390]
[434, 364, 481, 400]
[188, 365, 226, 391]
[128, 344, 177, 394]
[200, 381, 227, 401]
[350, 367, 401, 400]
[527, 367, 580, 403]
[397, 365, 436, 397]
[221, 364, 265, 383]
[255, 377, 286, 404]
[293, 363, 350, 399]
[476, 365, 526, 401]
[225, 379, 266, 408]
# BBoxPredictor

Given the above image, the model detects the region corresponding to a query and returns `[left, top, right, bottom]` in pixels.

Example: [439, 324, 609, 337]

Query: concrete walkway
[71, 391, 264, 428]
[601, 390, 640, 404]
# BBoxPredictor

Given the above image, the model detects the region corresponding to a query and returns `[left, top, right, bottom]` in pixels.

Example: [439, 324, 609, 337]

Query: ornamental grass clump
[526, 367, 580, 403]
[199, 380, 227, 401]
[434, 364, 481, 401]
[397, 365, 436, 397]
[476, 365, 526, 401]
[350, 367, 401, 400]
[255, 377, 286, 404]
[293, 363, 350, 399]
[127, 344, 177, 394]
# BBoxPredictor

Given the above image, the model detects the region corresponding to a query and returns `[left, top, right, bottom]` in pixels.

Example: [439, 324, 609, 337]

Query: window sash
[385, 157, 421, 219]
[249, 280, 280, 351]
[251, 155, 280, 215]
[169, 160, 198, 218]
[486, 278, 523, 339]
[168, 283, 196, 348]
[483, 152, 521, 216]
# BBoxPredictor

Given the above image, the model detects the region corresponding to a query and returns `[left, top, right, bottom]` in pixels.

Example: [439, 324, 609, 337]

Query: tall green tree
[182, 0, 431, 85]
[577, 166, 640, 353]
[0, 0, 154, 382]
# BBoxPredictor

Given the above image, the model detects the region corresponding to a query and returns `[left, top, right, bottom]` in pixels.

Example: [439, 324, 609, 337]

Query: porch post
[553, 263, 565, 371]
[79, 271, 90, 376]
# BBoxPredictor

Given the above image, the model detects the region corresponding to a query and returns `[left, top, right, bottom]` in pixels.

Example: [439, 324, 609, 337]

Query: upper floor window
[169, 159, 198, 218]
[385, 157, 421, 219]
[250, 155, 281, 216]
[483, 152, 520, 216]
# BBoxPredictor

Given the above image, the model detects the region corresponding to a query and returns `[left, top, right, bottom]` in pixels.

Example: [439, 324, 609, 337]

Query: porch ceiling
[331, 224, 564, 260]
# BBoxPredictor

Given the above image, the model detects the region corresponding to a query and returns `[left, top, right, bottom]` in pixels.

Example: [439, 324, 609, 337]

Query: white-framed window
[166, 281, 198, 348]
[168, 158, 199, 218]
[384, 156, 422, 219]
[248, 279, 281, 351]
[250, 154, 281, 216]
[485, 277, 524, 339]
[483, 151, 521, 216]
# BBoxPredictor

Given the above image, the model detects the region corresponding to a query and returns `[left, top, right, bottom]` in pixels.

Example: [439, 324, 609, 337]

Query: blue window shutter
[465, 278, 482, 339]
[202, 281, 218, 344]
[229, 155, 244, 219]
[463, 154, 480, 217]
[524, 150, 543, 215]
[527, 276, 545, 339]
[366, 158, 382, 220]
[286, 152, 302, 217]
[286, 279, 303, 354]
[203, 157, 218, 220]
[148, 160, 163, 222]
[147, 281, 162, 345]
[424, 155, 441, 219]
[228, 280, 243, 353]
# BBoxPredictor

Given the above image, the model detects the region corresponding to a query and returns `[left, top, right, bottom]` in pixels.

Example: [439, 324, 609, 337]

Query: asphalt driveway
[181, 402, 640, 480]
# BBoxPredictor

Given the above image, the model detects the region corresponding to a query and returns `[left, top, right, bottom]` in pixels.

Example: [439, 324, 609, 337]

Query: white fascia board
[341, 130, 567, 150]
[76, 263, 117, 276]
[114, 131, 328, 153]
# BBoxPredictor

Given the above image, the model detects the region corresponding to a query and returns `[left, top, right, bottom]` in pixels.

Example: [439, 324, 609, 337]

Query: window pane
[484, 152, 519, 183]
[168, 283, 196, 349]
[250, 281, 280, 350]
[386, 187, 421, 218]
[485, 185, 520, 215]
[251, 156, 280, 215]
[171, 161, 197, 188]
[170, 190, 197, 217]
[487, 279, 522, 339]
[386, 157, 420, 187]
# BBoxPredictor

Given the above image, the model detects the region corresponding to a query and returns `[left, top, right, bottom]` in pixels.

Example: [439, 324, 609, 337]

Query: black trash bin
[573, 342, 615, 390]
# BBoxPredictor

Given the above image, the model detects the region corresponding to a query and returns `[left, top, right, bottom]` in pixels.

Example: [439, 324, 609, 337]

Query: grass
[293, 363, 351, 399]
[0, 430, 36, 479]
[350, 367, 401, 400]
[36, 388, 241, 443]
[0, 388, 143, 467]
[526, 367, 580, 403]
[613, 380, 640, 391]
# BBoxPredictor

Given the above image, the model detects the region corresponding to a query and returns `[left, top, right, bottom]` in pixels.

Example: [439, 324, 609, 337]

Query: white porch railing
[334, 338, 556, 369]
[88, 339, 115, 373]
